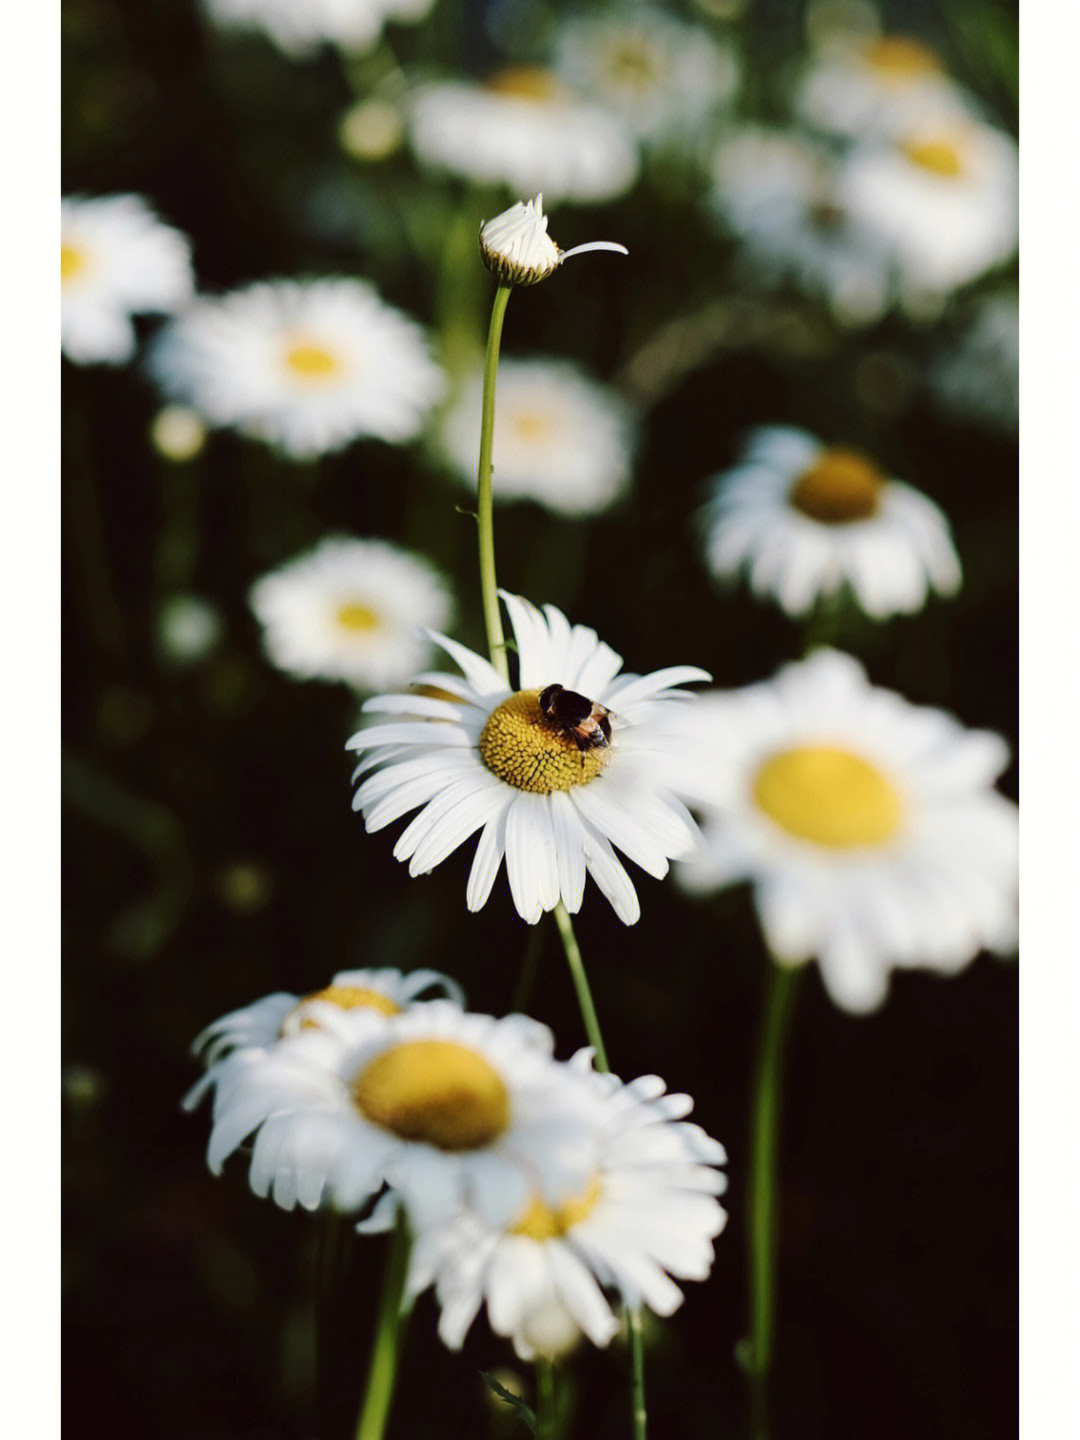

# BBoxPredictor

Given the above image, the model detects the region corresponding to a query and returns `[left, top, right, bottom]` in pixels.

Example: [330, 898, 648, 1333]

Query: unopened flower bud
[479, 194, 627, 286]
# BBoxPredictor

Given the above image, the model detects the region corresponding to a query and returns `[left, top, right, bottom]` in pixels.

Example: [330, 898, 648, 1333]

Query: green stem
[739, 962, 802, 1439]
[630, 1310, 647, 1440]
[536, 1359, 557, 1440]
[552, 903, 609, 1073]
[353, 1209, 412, 1440]
[477, 282, 512, 682]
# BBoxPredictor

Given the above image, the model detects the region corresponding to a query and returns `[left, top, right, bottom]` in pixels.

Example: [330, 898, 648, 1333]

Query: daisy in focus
[348, 593, 709, 926]
[700, 426, 961, 620]
[673, 649, 1018, 1013]
[407, 71, 640, 203]
[248, 537, 454, 690]
[551, 2, 740, 147]
[437, 357, 638, 517]
[149, 278, 445, 459]
[794, 32, 976, 141]
[200, 0, 435, 60]
[837, 117, 1017, 317]
[405, 1051, 727, 1359]
[187, 1000, 603, 1223]
[478, 195, 629, 287]
[61, 194, 194, 366]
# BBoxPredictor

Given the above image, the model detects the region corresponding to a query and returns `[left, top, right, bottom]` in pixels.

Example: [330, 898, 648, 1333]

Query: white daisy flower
[61, 194, 194, 366]
[794, 33, 977, 142]
[928, 290, 1018, 433]
[837, 119, 1017, 316]
[701, 426, 961, 619]
[201, 0, 435, 60]
[552, 2, 739, 146]
[347, 593, 710, 926]
[156, 594, 224, 666]
[707, 126, 892, 327]
[407, 71, 640, 204]
[248, 536, 454, 690]
[478, 195, 629, 287]
[187, 966, 465, 1070]
[673, 649, 1018, 1014]
[437, 357, 638, 517]
[405, 1050, 727, 1360]
[148, 278, 446, 460]
[189, 1001, 603, 1222]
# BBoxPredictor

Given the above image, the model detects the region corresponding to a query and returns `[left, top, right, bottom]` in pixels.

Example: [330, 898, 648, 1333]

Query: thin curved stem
[353, 1209, 411, 1440]
[477, 282, 512, 682]
[552, 903, 609, 1073]
[536, 1359, 557, 1440]
[739, 962, 802, 1439]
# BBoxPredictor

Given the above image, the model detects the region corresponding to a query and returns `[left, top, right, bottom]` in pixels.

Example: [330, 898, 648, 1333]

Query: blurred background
[63, 1, 1017, 1436]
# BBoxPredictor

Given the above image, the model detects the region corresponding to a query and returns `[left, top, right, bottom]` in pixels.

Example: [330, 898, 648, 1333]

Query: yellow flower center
[863, 36, 942, 78]
[336, 602, 380, 633]
[902, 139, 966, 178]
[512, 1175, 604, 1240]
[61, 243, 86, 283]
[510, 410, 552, 442]
[351, 1040, 510, 1151]
[789, 449, 884, 524]
[484, 67, 563, 103]
[286, 984, 402, 1033]
[284, 342, 343, 379]
[609, 44, 658, 90]
[479, 689, 611, 793]
[752, 745, 905, 849]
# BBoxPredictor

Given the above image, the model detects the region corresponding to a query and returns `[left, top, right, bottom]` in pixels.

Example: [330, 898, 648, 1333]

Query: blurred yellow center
[863, 36, 942, 78]
[789, 449, 883, 523]
[610, 45, 657, 89]
[485, 67, 562, 102]
[753, 746, 904, 848]
[511, 411, 551, 442]
[61, 243, 85, 282]
[336, 603, 380, 633]
[285, 343, 342, 378]
[351, 1040, 510, 1150]
[903, 139, 965, 177]
[479, 690, 611, 793]
[512, 1176, 603, 1240]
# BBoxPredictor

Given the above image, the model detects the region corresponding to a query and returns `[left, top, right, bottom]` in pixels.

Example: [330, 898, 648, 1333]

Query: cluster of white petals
[201, 0, 435, 59]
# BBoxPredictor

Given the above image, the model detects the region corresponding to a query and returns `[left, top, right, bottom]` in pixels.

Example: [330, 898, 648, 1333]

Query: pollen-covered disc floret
[670, 649, 1018, 1013]
[187, 1001, 602, 1221]
[479, 196, 628, 287]
[404, 1049, 727, 1360]
[347, 592, 709, 925]
[701, 427, 961, 619]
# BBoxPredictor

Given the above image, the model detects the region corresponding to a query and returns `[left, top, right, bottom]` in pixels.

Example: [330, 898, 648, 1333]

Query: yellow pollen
[484, 67, 562, 102]
[513, 1175, 604, 1240]
[336, 602, 380, 633]
[863, 36, 942, 78]
[285, 343, 342, 379]
[789, 449, 884, 523]
[902, 139, 966, 178]
[479, 690, 611, 793]
[61, 243, 85, 282]
[753, 746, 904, 849]
[351, 1040, 510, 1151]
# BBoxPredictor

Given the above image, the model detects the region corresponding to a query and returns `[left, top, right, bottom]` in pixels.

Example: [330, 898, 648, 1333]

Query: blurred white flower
[479, 194, 628, 286]
[928, 291, 1018, 432]
[701, 426, 961, 619]
[348, 593, 708, 926]
[708, 125, 892, 327]
[837, 119, 1018, 317]
[407, 71, 640, 203]
[248, 536, 454, 690]
[406, 1050, 727, 1360]
[795, 33, 976, 141]
[149, 278, 446, 459]
[438, 358, 637, 517]
[201, 0, 435, 59]
[552, 3, 740, 145]
[149, 405, 208, 462]
[338, 97, 405, 162]
[61, 194, 194, 366]
[673, 649, 1018, 1013]
[188, 1001, 602, 1223]
[156, 594, 224, 666]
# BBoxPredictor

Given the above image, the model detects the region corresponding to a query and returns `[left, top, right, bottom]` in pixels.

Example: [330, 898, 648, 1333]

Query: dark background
[63, 1, 1017, 1436]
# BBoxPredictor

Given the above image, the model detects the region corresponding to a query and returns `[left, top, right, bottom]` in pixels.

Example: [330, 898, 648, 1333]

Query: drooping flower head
[479, 195, 628, 287]
[671, 650, 1018, 1013]
[348, 593, 709, 926]
[700, 426, 961, 619]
